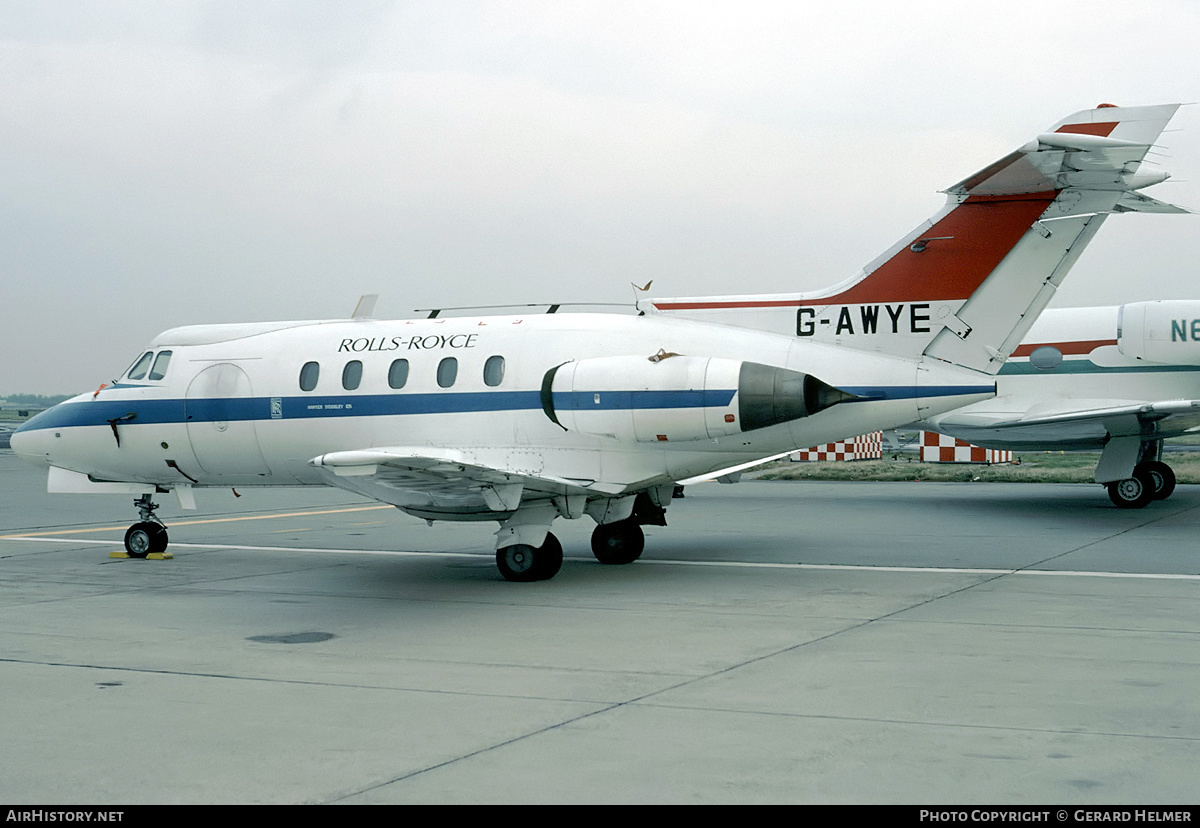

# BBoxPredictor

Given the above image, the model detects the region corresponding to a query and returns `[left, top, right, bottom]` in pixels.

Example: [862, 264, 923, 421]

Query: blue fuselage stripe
[17, 389, 738, 433]
[16, 384, 989, 433]
[554, 390, 736, 411]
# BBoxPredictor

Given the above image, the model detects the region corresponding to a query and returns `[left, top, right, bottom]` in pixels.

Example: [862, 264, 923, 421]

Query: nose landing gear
[124, 495, 169, 558]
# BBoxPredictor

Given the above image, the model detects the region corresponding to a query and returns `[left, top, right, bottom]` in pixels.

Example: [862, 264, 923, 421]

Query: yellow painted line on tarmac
[0, 504, 395, 539]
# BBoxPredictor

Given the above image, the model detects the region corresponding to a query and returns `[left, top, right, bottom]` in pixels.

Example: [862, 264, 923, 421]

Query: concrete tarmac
[1, 449, 1198, 804]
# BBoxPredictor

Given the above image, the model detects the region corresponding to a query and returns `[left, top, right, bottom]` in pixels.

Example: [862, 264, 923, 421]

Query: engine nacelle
[541, 355, 853, 442]
[1118, 301, 1200, 365]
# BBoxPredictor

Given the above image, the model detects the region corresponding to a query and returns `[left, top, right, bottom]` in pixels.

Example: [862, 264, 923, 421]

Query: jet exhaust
[737, 363, 858, 432]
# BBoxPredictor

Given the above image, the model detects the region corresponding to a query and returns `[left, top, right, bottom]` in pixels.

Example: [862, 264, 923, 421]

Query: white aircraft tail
[642, 104, 1186, 374]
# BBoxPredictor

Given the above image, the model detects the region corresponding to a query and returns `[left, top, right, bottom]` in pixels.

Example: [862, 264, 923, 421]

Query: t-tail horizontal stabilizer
[644, 104, 1186, 374]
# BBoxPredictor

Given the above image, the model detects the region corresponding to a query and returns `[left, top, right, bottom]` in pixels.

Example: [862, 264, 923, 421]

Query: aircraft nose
[10, 417, 52, 468]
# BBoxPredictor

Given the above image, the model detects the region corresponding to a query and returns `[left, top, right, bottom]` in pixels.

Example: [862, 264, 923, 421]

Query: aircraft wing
[309, 446, 627, 518]
[932, 399, 1200, 451]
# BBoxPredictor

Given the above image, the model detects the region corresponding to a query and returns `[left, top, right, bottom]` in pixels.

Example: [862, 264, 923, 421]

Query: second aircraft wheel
[590, 519, 645, 565]
[1138, 460, 1177, 501]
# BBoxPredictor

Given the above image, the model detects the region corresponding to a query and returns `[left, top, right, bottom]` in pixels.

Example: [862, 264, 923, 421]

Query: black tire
[1139, 460, 1177, 501]
[590, 519, 645, 565]
[496, 533, 563, 582]
[1106, 467, 1155, 509]
[125, 522, 167, 558]
[534, 533, 563, 581]
[151, 524, 169, 554]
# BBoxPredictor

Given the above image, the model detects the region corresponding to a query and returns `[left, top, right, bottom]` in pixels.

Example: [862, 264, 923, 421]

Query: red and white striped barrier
[791, 432, 883, 462]
[920, 432, 1014, 464]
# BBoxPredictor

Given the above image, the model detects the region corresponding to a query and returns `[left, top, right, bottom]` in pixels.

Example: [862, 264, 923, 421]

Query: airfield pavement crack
[1012, 497, 1200, 573]
[323, 505, 1200, 803]
[8, 491, 1198, 802]
[322, 567, 1027, 803]
[0, 655, 645, 705]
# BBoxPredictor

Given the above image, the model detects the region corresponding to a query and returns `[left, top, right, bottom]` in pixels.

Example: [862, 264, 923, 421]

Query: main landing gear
[124, 494, 169, 558]
[494, 520, 648, 582]
[1106, 460, 1177, 509]
[494, 490, 667, 582]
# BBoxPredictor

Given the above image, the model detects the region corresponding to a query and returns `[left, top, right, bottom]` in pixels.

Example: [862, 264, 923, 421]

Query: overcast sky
[2, 0, 1198, 395]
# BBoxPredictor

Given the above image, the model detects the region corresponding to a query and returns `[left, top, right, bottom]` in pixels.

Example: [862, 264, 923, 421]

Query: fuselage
[14, 311, 992, 501]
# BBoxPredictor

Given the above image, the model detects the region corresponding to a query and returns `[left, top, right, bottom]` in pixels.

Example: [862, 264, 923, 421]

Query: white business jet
[920, 300, 1200, 508]
[12, 104, 1186, 581]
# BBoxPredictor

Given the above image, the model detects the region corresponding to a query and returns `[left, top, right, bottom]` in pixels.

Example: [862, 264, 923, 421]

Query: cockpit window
[127, 352, 154, 380]
[148, 351, 173, 381]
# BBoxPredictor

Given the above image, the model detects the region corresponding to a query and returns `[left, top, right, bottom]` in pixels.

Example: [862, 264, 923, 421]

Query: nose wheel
[125, 495, 169, 558]
[125, 522, 169, 558]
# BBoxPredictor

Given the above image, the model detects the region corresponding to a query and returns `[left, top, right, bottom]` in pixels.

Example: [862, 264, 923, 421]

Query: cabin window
[127, 352, 154, 381]
[148, 351, 172, 381]
[437, 357, 458, 388]
[388, 359, 409, 389]
[342, 360, 363, 390]
[483, 355, 505, 387]
[299, 361, 320, 391]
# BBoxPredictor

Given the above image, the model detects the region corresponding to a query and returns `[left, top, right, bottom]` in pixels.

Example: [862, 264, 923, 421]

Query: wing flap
[309, 446, 625, 517]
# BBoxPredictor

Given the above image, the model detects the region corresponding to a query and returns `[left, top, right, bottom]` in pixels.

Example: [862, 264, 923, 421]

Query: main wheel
[1106, 467, 1155, 509]
[496, 533, 563, 582]
[125, 522, 168, 558]
[1139, 460, 1177, 501]
[532, 533, 563, 581]
[590, 519, 645, 565]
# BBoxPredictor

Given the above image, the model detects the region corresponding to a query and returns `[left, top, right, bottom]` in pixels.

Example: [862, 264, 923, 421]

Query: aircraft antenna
[352, 294, 379, 319]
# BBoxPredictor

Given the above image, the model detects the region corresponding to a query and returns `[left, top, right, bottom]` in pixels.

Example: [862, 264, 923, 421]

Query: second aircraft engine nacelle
[541, 355, 854, 442]
[1118, 301, 1200, 365]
